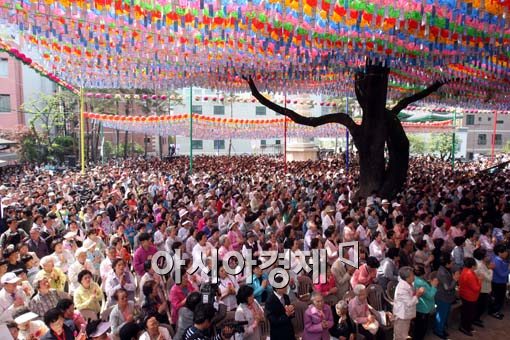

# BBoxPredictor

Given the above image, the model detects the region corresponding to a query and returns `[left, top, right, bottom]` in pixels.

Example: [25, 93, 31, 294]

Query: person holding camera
[183, 303, 233, 340]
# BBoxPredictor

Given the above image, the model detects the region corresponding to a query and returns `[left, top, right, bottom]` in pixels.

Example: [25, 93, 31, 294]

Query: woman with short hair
[234, 285, 264, 340]
[303, 292, 334, 340]
[73, 269, 103, 315]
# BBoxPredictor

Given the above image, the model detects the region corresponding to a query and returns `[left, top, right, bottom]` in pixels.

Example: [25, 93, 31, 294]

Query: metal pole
[451, 109, 457, 170]
[491, 110, 498, 162]
[229, 96, 233, 156]
[79, 88, 85, 174]
[345, 96, 349, 172]
[189, 86, 193, 174]
[284, 93, 287, 173]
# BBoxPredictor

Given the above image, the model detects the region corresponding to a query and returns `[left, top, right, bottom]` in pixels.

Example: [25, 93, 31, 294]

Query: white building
[166, 88, 330, 156]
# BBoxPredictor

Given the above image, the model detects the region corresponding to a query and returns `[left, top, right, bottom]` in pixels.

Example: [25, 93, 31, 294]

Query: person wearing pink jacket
[350, 257, 380, 288]
[303, 292, 334, 340]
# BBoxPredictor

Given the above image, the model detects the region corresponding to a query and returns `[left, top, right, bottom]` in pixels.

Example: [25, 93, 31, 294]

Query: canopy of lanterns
[0, 0, 509, 111]
[84, 111, 453, 139]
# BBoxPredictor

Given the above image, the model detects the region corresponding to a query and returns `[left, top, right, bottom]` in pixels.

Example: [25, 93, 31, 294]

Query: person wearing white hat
[321, 205, 335, 231]
[68, 248, 96, 294]
[0, 272, 29, 322]
[13, 308, 48, 339]
[35, 256, 67, 292]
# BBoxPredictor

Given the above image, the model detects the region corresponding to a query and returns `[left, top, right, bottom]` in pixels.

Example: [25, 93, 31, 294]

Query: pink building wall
[0, 52, 24, 128]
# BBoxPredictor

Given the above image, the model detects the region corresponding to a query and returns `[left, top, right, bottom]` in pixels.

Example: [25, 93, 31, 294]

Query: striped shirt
[29, 289, 69, 317]
[184, 326, 223, 340]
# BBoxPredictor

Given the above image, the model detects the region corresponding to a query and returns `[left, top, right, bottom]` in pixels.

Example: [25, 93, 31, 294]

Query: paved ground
[424, 301, 510, 340]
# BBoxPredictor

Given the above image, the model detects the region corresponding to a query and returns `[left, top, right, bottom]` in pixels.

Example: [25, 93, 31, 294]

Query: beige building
[462, 112, 510, 159]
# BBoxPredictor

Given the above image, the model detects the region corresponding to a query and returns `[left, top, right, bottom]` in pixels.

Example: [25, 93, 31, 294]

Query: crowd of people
[0, 153, 508, 340]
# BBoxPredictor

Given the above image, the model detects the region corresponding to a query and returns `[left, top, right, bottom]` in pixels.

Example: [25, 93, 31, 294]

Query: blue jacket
[492, 255, 509, 284]
[249, 273, 273, 303]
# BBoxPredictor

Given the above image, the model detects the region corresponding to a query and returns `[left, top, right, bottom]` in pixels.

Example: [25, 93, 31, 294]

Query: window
[0, 94, 11, 112]
[255, 106, 266, 115]
[213, 140, 225, 149]
[488, 117, 492, 121]
[478, 134, 487, 145]
[466, 115, 475, 125]
[260, 140, 267, 148]
[192, 105, 202, 115]
[275, 140, 281, 145]
[191, 140, 203, 149]
[0, 59, 7, 77]
[478, 117, 482, 122]
[213, 106, 225, 115]
[495, 134, 502, 145]
[497, 120, 504, 124]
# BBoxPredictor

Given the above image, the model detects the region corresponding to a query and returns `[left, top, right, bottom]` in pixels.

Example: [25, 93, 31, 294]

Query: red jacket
[459, 268, 481, 302]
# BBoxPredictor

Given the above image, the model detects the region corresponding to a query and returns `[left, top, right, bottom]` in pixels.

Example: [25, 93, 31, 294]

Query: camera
[222, 320, 248, 334]
[200, 282, 219, 305]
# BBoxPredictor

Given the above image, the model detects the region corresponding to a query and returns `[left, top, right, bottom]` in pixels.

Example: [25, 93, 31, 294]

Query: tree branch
[389, 78, 460, 115]
[243, 76, 359, 133]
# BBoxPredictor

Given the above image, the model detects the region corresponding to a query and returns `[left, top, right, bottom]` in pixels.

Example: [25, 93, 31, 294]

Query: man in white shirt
[321, 206, 335, 232]
[0, 272, 29, 322]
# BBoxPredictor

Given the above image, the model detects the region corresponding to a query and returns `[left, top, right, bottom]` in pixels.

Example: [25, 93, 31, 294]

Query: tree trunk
[380, 114, 409, 199]
[354, 65, 390, 198]
[245, 62, 451, 200]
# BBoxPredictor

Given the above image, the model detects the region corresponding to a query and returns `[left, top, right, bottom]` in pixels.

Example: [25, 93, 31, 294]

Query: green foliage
[503, 140, 510, 153]
[430, 133, 461, 160]
[102, 140, 144, 160]
[48, 136, 75, 163]
[17, 90, 78, 164]
[407, 134, 427, 154]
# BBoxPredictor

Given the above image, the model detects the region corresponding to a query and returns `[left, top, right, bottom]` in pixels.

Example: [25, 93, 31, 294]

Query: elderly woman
[110, 288, 142, 340]
[303, 292, 334, 340]
[218, 235, 233, 261]
[139, 313, 171, 340]
[330, 300, 355, 340]
[67, 247, 96, 294]
[73, 269, 103, 315]
[35, 256, 67, 292]
[234, 285, 264, 340]
[141, 280, 170, 325]
[50, 239, 75, 274]
[104, 259, 136, 307]
[393, 266, 424, 340]
[218, 264, 239, 311]
[348, 284, 385, 340]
